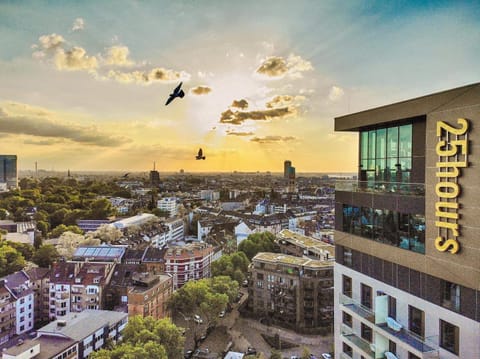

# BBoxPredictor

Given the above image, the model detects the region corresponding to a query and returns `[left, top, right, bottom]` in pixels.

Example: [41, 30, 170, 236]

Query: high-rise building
[150, 161, 160, 187]
[284, 160, 292, 179]
[333, 83, 480, 359]
[0, 155, 17, 189]
[284, 160, 296, 193]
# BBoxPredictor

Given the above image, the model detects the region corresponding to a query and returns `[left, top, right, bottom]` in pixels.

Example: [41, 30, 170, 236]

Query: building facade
[247, 252, 334, 333]
[333, 83, 480, 359]
[127, 273, 173, 319]
[0, 155, 17, 190]
[0, 283, 15, 345]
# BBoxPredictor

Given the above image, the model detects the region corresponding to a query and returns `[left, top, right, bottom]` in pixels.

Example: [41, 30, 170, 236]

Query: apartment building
[2, 271, 34, 335]
[157, 197, 178, 217]
[247, 252, 334, 333]
[276, 229, 335, 261]
[164, 242, 214, 289]
[127, 272, 173, 319]
[0, 283, 15, 345]
[334, 83, 480, 359]
[25, 267, 50, 327]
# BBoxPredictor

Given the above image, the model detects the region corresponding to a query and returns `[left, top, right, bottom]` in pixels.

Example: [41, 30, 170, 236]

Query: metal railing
[376, 321, 439, 354]
[339, 293, 375, 323]
[335, 180, 425, 196]
[341, 324, 375, 358]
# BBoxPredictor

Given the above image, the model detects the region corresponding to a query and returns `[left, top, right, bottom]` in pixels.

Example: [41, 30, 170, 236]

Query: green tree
[7, 241, 34, 261]
[91, 341, 167, 359]
[211, 252, 249, 283]
[238, 232, 278, 260]
[87, 224, 123, 243]
[270, 350, 282, 359]
[0, 243, 26, 276]
[88, 198, 114, 219]
[301, 346, 311, 359]
[0, 208, 8, 220]
[32, 244, 60, 267]
[36, 220, 50, 237]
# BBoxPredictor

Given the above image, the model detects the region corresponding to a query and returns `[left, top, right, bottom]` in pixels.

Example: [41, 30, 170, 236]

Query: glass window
[408, 353, 420, 359]
[388, 296, 397, 319]
[441, 281, 460, 312]
[342, 311, 352, 327]
[409, 305, 424, 338]
[343, 275, 352, 298]
[343, 343, 353, 357]
[389, 340, 397, 355]
[343, 248, 352, 267]
[399, 124, 412, 157]
[361, 323, 373, 343]
[387, 126, 398, 158]
[361, 132, 369, 160]
[368, 130, 376, 160]
[361, 283, 372, 309]
[376, 128, 386, 158]
[440, 320, 459, 354]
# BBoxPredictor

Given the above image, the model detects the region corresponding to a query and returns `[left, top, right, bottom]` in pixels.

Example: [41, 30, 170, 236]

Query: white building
[2, 271, 35, 335]
[157, 197, 178, 217]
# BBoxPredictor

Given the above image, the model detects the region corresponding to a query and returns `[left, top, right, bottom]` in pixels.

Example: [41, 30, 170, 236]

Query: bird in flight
[195, 148, 206, 160]
[165, 82, 185, 106]
[122, 173, 130, 178]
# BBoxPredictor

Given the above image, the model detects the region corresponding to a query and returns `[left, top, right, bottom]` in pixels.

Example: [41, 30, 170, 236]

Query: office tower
[284, 160, 292, 179]
[0, 155, 17, 189]
[150, 161, 160, 187]
[333, 83, 480, 359]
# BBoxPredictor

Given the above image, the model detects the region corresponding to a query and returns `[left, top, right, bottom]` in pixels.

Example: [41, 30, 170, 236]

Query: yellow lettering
[435, 182, 460, 198]
[435, 201, 459, 220]
[435, 236, 460, 254]
[435, 161, 468, 178]
[435, 139, 468, 157]
[436, 118, 469, 136]
[435, 221, 459, 237]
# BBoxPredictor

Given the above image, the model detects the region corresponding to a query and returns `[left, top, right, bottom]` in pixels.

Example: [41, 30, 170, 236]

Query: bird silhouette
[122, 173, 130, 178]
[195, 148, 206, 160]
[165, 82, 185, 106]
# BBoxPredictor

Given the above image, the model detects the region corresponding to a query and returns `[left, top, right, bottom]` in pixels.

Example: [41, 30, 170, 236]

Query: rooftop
[253, 252, 332, 268]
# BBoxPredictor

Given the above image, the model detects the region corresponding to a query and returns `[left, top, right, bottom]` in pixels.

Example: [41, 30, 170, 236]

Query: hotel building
[333, 83, 480, 359]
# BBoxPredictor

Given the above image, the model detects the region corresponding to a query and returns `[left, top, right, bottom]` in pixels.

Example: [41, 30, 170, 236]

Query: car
[219, 310, 225, 318]
[193, 314, 203, 324]
[242, 279, 248, 287]
[290, 356, 300, 359]
[245, 347, 257, 355]
[321, 354, 332, 359]
[199, 333, 207, 341]
[184, 350, 193, 358]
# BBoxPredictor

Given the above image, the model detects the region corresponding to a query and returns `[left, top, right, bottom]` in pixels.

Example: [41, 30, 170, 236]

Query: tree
[57, 231, 100, 259]
[301, 346, 311, 359]
[270, 350, 282, 359]
[49, 224, 83, 238]
[32, 244, 60, 267]
[91, 316, 183, 359]
[36, 220, 50, 237]
[211, 252, 249, 283]
[87, 224, 123, 243]
[0, 208, 8, 220]
[0, 243, 26, 276]
[238, 232, 279, 260]
[7, 241, 34, 261]
[88, 198, 114, 219]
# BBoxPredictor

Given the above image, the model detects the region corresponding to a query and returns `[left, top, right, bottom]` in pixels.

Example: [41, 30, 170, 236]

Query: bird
[122, 173, 130, 178]
[165, 82, 185, 106]
[195, 148, 206, 160]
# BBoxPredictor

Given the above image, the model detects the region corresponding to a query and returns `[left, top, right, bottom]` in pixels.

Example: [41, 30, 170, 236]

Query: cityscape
[1, 1, 480, 359]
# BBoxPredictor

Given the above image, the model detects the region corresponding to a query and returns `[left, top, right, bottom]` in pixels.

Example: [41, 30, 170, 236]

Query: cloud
[328, 86, 345, 101]
[0, 104, 128, 147]
[108, 67, 190, 84]
[105, 46, 134, 66]
[226, 130, 254, 137]
[231, 99, 249, 109]
[54, 46, 98, 71]
[220, 107, 296, 125]
[266, 95, 305, 108]
[72, 18, 85, 32]
[23, 138, 64, 146]
[250, 136, 297, 144]
[190, 86, 212, 95]
[38, 33, 65, 50]
[256, 54, 313, 79]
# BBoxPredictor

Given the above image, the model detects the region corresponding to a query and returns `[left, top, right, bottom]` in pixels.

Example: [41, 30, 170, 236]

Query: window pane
[361, 132, 369, 160]
[368, 130, 376, 159]
[376, 128, 386, 158]
[440, 320, 459, 354]
[387, 127, 398, 158]
[399, 124, 412, 157]
[409, 305, 424, 338]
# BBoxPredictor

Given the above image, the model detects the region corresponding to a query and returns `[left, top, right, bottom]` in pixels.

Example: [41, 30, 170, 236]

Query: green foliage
[0, 242, 26, 276]
[270, 350, 282, 359]
[49, 224, 83, 238]
[6, 241, 34, 261]
[238, 232, 279, 260]
[301, 346, 311, 359]
[91, 316, 183, 359]
[0, 208, 8, 220]
[211, 252, 249, 283]
[32, 244, 60, 267]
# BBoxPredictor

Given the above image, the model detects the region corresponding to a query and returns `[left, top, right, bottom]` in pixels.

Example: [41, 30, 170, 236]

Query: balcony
[335, 180, 424, 197]
[340, 294, 374, 323]
[377, 322, 438, 356]
[341, 324, 375, 359]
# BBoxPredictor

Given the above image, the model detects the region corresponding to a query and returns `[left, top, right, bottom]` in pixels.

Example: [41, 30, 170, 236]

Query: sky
[0, 0, 479, 173]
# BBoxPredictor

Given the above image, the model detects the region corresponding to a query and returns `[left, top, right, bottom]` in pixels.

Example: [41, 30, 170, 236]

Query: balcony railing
[377, 322, 438, 354]
[340, 294, 375, 323]
[341, 324, 375, 359]
[335, 180, 425, 197]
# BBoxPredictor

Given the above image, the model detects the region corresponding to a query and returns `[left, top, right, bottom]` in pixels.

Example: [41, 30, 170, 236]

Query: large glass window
[409, 305, 424, 338]
[360, 123, 412, 185]
[361, 323, 373, 343]
[440, 320, 459, 355]
[441, 281, 460, 312]
[342, 205, 425, 254]
[361, 283, 372, 309]
[343, 275, 352, 298]
[343, 311, 352, 327]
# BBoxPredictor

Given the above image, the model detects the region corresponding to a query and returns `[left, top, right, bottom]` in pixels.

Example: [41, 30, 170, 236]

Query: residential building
[127, 272, 173, 319]
[25, 267, 50, 327]
[334, 83, 480, 359]
[276, 229, 335, 261]
[247, 252, 334, 333]
[0, 155, 17, 190]
[164, 242, 214, 289]
[0, 282, 15, 345]
[2, 271, 34, 335]
[76, 219, 111, 233]
[157, 197, 178, 217]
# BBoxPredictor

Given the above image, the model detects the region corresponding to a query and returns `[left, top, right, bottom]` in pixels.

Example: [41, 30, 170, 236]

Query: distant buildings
[0, 155, 17, 190]
[127, 272, 172, 319]
[283, 160, 296, 193]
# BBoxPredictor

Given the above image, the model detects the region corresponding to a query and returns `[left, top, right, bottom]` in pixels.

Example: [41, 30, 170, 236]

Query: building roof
[73, 245, 126, 262]
[2, 270, 32, 298]
[38, 310, 127, 341]
[277, 229, 335, 259]
[25, 267, 50, 281]
[111, 213, 156, 229]
[253, 252, 332, 269]
[2, 336, 76, 359]
[335, 82, 480, 131]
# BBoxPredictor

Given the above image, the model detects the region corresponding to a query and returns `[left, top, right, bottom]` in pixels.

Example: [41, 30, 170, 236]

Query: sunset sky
[1, 1, 479, 173]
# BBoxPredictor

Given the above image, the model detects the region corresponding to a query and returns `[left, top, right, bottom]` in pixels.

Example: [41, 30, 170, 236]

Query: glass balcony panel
[340, 294, 375, 323]
[341, 324, 375, 359]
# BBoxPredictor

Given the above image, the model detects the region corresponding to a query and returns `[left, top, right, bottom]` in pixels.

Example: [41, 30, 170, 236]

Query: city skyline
[1, 0, 479, 172]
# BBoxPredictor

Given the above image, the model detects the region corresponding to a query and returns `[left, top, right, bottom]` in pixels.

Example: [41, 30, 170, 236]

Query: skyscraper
[0, 155, 17, 189]
[149, 161, 160, 187]
[333, 83, 480, 358]
[284, 160, 292, 179]
[284, 160, 296, 193]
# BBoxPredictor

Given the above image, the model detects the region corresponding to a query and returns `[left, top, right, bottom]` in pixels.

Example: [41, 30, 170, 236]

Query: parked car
[184, 350, 193, 358]
[321, 354, 332, 359]
[245, 347, 257, 355]
[219, 310, 225, 318]
[193, 314, 203, 324]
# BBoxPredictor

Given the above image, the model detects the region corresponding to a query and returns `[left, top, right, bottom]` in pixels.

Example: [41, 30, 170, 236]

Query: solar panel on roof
[85, 248, 96, 255]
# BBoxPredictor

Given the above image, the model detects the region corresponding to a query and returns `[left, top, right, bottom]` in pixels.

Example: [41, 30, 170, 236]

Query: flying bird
[195, 148, 206, 160]
[165, 82, 185, 106]
[122, 173, 130, 178]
